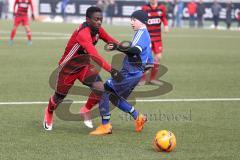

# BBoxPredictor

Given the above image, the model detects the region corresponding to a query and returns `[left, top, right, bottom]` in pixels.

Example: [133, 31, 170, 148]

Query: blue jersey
[122, 28, 153, 74]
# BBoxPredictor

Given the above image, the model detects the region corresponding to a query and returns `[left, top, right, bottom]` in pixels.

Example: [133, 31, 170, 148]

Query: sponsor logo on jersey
[19, 3, 28, 8]
[148, 18, 161, 25]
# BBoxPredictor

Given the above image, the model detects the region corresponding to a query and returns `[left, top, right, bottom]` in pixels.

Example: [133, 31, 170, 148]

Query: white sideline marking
[0, 30, 240, 39]
[0, 98, 240, 105]
[0, 37, 68, 40]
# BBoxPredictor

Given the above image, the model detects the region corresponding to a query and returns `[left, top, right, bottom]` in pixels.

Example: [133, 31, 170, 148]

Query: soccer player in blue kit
[90, 10, 154, 135]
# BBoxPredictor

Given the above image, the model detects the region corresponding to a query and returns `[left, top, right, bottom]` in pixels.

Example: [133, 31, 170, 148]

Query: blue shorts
[105, 70, 142, 99]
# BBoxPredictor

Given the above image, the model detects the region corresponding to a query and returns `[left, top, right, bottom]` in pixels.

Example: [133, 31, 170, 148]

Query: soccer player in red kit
[43, 7, 123, 131]
[141, 0, 168, 85]
[9, 0, 35, 45]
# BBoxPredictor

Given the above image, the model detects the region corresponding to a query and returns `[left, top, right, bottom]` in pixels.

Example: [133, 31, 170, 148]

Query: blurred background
[0, 0, 239, 30]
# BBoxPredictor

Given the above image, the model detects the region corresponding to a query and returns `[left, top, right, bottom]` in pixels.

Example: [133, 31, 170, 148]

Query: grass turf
[0, 20, 240, 160]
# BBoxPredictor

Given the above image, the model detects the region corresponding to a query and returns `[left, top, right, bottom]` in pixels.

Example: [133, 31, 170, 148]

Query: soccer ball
[152, 130, 176, 152]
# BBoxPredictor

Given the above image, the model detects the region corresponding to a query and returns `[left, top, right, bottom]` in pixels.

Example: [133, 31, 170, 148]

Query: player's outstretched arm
[76, 29, 123, 82]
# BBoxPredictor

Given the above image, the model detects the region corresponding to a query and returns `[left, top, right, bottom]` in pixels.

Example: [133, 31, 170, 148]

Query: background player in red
[9, 0, 35, 45]
[43, 6, 123, 131]
[141, 0, 168, 85]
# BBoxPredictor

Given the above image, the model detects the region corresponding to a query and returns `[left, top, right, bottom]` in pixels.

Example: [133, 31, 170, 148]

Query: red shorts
[151, 41, 163, 54]
[14, 16, 29, 26]
[55, 64, 101, 95]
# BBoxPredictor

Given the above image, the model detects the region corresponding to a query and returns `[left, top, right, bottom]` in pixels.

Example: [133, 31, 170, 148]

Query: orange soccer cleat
[89, 123, 112, 135]
[135, 114, 147, 132]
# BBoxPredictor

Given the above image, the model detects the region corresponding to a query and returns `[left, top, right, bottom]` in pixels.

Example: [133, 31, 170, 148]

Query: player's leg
[23, 17, 32, 45]
[89, 91, 112, 135]
[150, 53, 162, 84]
[9, 17, 20, 44]
[43, 92, 66, 130]
[78, 64, 104, 128]
[43, 67, 77, 130]
[138, 42, 155, 86]
[91, 74, 147, 135]
[107, 81, 147, 132]
[150, 41, 163, 85]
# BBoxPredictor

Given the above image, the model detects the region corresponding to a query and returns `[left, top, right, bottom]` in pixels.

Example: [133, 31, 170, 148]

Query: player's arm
[161, 6, 169, 33]
[29, 0, 35, 20]
[125, 32, 148, 67]
[99, 27, 119, 44]
[76, 29, 123, 81]
[99, 27, 121, 51]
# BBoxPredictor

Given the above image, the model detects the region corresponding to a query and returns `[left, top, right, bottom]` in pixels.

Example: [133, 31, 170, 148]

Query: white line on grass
[1, 30, 240, 39]
[0, 37, 68, 40]
[0, 98, 240, 105]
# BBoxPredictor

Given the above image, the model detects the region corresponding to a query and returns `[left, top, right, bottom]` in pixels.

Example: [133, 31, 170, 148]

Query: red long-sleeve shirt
[14, 0, 34, 17]
[59, 22, 118, 72]
[187, 2, 197, 15]
[142, 3, 168, 42]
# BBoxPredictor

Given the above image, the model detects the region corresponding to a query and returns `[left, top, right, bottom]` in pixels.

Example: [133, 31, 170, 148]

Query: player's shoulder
[77, 22, 91, 34]
[137, 29, 150, 41]
[99, 27, 107, 34]
[158, 4, 167, 11]
[142, 3, 151, 10]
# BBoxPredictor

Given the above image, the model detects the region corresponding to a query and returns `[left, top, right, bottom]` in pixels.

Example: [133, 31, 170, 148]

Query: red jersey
[187, 2, 197, 15]
[142, 3, 168, 42]
[59, 22, 118, 73]
[14, 0, 34, 17]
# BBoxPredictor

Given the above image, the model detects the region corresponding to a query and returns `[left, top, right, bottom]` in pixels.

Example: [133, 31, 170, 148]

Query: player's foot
[89, 123, 112, 135]
[43, 107, 53, 131]
[138, 80, 146, 86]
[8, 40, 13, 46]
[80, 105, 93, 128]
[135, 114, 147, 132]
[27, 41, 32, 46]
[149, 79, 163, 86]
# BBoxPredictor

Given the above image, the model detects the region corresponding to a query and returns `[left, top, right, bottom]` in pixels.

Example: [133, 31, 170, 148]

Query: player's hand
[104, 42, 117, 52]
[31, 14, 35, 21]
[108, 43, 117, 51]
[164, 26, 169, 33]
[110, 68, 124, 82]
[117, 41, 131, 53]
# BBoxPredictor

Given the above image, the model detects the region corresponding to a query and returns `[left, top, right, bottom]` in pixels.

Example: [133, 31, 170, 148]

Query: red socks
[85, 92, 101, 110]
[150, 63, 159, 80]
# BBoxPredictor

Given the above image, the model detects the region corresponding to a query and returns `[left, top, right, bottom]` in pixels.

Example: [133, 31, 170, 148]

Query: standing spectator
[0, 0, 2, 18]
[61, 0, 69, 22]
[106, 0, 115, 25]
[3, 0, 9, 19]
[96, 0, 108, 23]
[164, 0, 175, 28]
[211, 0, 222, 29]
[187, 0, 197, 28]
[225, 0, 233, 30]
[197, 0, 205, 28]
[237, 11, 240, 31]
[175, 0, 184, 28]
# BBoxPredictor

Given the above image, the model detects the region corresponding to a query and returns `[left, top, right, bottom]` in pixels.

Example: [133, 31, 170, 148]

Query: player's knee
[154, 54, 161, 64]
[53, 92, 66, 103]
[91, 81, 104, 95]
[109, 93, 119, 106]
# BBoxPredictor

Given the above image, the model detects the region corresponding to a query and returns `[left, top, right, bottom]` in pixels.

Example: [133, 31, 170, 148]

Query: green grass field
[0, 20, 240, 160]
